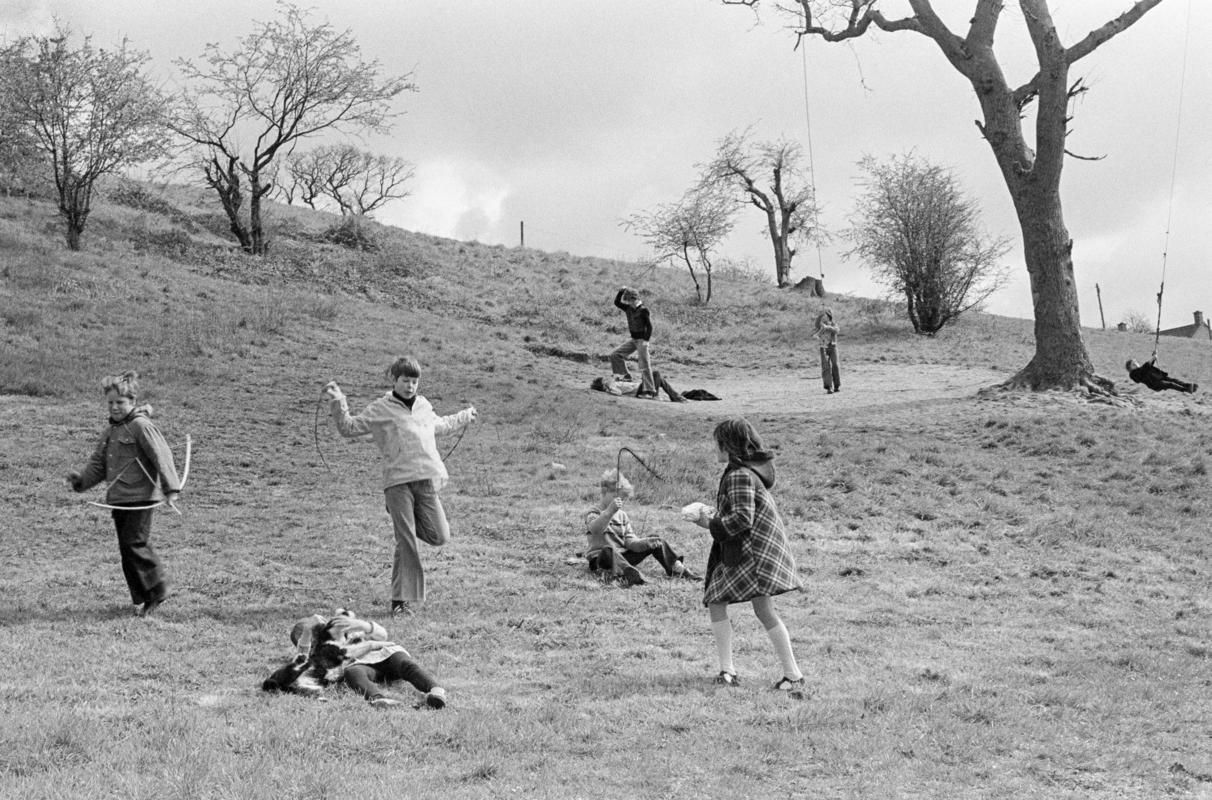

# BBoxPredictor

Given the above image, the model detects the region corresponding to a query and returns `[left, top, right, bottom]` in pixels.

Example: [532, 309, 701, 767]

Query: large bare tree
[170, 3, 415, 255]
[701, 128, 819, 287]
[723, 0, 1169, 392]
[0, 29, 166, 249]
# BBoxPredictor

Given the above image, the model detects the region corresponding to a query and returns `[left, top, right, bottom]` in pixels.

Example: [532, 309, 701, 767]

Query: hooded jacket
[72, 407, 181, 504]
[329, 392, 474, 489]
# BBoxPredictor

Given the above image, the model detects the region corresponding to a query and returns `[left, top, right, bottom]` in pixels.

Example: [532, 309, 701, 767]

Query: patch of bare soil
[614, 363, 1011, 417]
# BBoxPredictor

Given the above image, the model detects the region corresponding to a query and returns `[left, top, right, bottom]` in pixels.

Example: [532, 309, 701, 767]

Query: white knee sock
[711, 618, 735, 675]
[765, 620, 802, 680]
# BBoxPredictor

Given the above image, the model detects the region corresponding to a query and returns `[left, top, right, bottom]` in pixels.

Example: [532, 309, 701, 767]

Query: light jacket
[73, 409, 181, 504]
[329, 392, 473, 489]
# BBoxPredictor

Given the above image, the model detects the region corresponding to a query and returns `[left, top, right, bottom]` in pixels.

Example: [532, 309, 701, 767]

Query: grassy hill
[1, 186, 1209, 799]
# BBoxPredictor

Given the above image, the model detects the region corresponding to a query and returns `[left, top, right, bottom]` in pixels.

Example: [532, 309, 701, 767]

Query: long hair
[713, 417, 766, 462]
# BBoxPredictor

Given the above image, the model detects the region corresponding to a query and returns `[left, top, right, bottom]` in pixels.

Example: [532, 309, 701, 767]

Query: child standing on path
[609, 286, 656, 398]
[585, 469, 700, 586]
[68, 371, 181, 617]
[323, 356, 476, 616]
[688, 418, 806, 697]
[814, 308, 841, 394]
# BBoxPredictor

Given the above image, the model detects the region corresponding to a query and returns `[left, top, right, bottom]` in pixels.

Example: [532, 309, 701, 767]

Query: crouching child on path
[585, 469, 700, 586]
[687, 418, 806, 698]
[323, 356, 477, 616]
[67, 371, 181, 617]
[262, 609, 447, 709]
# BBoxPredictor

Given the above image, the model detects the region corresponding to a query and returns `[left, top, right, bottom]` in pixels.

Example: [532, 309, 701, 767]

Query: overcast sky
[4, 1, 1208, 328]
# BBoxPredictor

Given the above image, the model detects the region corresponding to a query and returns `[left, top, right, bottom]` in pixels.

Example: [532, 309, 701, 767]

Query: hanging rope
[800, 43, 826, 291]
[1151, 0, 1193, 360]
[616, 446, 667, 484]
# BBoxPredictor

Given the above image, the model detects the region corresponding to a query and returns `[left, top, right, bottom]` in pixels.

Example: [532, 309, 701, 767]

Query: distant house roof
[1159, 310, 1212, 340]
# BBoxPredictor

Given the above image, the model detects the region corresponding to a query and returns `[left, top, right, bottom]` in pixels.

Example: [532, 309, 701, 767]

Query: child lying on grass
[262, 609, 447, 710]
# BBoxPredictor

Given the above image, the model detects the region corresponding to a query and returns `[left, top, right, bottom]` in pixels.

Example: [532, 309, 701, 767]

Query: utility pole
[1095, 283, 1106, 330]
[519, 221, 525, 249]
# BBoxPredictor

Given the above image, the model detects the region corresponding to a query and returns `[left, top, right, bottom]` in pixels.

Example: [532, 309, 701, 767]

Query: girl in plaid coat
[689, 418, 805, 697]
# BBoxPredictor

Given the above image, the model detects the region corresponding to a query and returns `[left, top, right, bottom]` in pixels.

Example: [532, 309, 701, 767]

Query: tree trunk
[64, 221, 82, 251]
[1003, 192, 1111, 392]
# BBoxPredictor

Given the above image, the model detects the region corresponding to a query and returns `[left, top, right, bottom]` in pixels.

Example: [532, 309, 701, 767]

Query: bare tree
[0, 28, 166, 249]
[700, 128, 819, 287]
[623, 186, 735, 303]
[722, 0, 1169, 392]
[284, 144, 414, 217]
[169, 3, 416, 255]
[848, 153, 1010, 334]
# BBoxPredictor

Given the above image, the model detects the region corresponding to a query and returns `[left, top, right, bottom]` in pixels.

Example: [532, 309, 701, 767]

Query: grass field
[1, 186, 1210, 799]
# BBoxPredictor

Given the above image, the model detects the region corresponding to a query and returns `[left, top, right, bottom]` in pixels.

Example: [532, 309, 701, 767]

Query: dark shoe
[620, 564, 646, 587]
[391, 601, 413, 617]
[139, 592, 169, 617]
[714, 671, 739, 687]
[773, 676, 808, 699]
[672, 561, 701, 581]
[424, 687, 447, 710]
[1191, 383, 1199, 393]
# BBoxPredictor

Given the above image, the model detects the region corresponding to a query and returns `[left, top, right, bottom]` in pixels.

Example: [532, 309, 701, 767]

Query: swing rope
[800, 43, 826, 296]
[1150, 0, 1193, 360]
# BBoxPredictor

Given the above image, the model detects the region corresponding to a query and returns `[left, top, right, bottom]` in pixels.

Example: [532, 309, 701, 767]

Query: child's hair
[101, 371, 139, 398]
[713, 417, 766, 462]
[386, 356, 422, 381]
[599, 468, 633, 497]
[1125, 359, 1136, 371]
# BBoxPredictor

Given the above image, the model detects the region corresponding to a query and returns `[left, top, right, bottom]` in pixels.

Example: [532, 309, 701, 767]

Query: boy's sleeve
[135, 421, 181, 493]
[329, 398, 373, 438]
[613, 288, 628, 310]
[434, 407, 474, 436]
[73, 432, 109, 492]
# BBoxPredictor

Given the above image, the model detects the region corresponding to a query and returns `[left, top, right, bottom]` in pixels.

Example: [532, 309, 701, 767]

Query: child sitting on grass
[67, 371, 181, 617]
[686, 418, 806, 698]
[585, 468, 700, 586]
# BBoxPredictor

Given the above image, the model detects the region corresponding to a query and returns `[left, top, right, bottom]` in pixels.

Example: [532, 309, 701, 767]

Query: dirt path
[628, 363, 1011, 416]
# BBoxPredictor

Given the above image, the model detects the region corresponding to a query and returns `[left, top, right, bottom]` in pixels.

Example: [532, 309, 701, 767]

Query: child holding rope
[323, 356, 476, 616]
[585, 468, 700, 586]
[67, 371, 181, 617]
[686, 417, 806, 697]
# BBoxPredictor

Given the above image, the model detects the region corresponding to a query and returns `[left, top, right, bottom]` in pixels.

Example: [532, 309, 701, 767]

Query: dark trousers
[820, 344, 840, 391]
[343, 652, 439, 700]
[1143, 376, 1195, 393]
[112, 507, 166, 605]
[589, 540, 682, 577]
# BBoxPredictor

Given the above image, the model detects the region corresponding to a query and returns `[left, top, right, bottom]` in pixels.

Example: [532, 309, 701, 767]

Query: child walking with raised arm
[688, 417, 806, 697]
[323, 356, 476, 616]
[67, 371, 182, 617]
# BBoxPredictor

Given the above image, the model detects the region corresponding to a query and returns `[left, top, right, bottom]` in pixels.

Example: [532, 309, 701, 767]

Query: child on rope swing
[1125, 356, 1198, 393]
[67, 371, 182, 617]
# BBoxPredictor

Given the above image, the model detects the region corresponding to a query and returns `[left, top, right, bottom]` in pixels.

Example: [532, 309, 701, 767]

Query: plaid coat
[703, 459, 802, 606]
